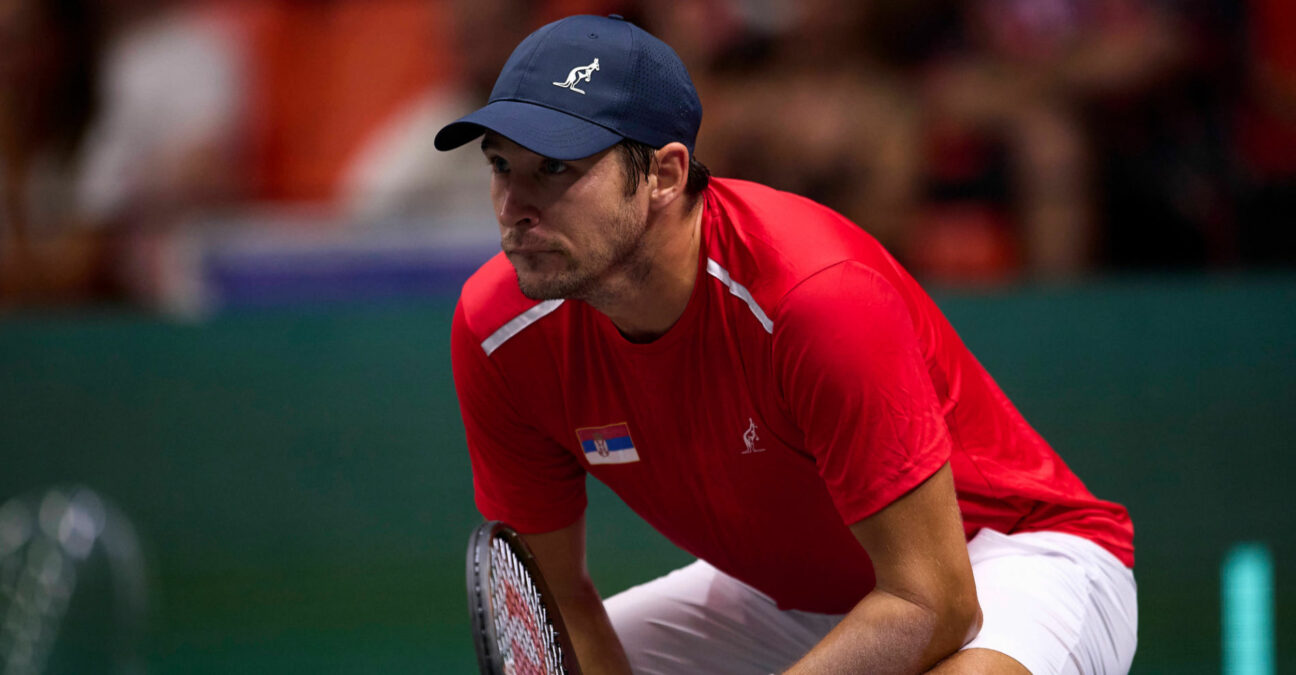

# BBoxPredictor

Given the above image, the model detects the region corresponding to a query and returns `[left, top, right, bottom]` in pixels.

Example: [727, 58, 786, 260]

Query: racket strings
[489, 538, 566, 674]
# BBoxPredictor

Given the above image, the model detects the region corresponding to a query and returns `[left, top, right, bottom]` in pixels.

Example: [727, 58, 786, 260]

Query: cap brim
[434, 100, 624, 161]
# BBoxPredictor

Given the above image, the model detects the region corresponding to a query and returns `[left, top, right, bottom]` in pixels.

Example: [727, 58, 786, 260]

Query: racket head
[466, 521, 582, 675]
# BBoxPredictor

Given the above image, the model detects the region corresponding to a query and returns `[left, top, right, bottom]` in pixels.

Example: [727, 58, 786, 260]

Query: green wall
[1, 275, 1293, 673]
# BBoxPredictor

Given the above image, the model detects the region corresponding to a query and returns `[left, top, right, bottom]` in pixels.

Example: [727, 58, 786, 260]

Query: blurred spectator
[0, 0, 245, 306]
[79, 0, 245, 225]
[236, 0, 449, 208]
[82, 0, 247, 305]
[338, 0, 536, 228]
[0, 0, 106, 303]
[652, 0, 925, 254]
[92, 0, 622, 223]
[915, 0, 1187, 280]
[637, 0, 1188, 282]
[340, 0, 620, 228]
[1084, 0, 1239, 270]
[1235, 0, 1296, 264]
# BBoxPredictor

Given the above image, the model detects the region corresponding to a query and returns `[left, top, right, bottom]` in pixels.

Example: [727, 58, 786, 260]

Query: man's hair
[614, 139, 711, 207]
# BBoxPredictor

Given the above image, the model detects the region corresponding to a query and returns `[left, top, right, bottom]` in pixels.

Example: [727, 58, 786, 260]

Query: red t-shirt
[452, 177, 1134, 614]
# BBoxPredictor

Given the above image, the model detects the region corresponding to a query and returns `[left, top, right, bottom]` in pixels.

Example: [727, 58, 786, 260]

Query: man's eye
[488, 157, 509, 174]
[541, 158, 568, 175]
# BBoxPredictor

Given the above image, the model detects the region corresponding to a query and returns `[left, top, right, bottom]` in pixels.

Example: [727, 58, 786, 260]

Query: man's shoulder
[456, 252, 557, 346]
[705, 178, 899, 315]
[708, 177, 837, 224]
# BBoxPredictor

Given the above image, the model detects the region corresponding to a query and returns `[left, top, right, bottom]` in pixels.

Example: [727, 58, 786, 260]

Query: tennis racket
[466, 521, 582, 675]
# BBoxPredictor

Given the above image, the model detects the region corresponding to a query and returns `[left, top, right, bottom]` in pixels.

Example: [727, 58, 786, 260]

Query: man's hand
[784, 462, 981, 674]
[522, 514, 635, 674]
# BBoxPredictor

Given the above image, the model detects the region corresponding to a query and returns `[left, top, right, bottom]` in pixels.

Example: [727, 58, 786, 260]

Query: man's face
[482, 133, 649, 301]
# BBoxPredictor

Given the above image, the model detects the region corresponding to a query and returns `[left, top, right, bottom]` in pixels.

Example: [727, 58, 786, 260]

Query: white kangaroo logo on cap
[553, 58, 599, 95]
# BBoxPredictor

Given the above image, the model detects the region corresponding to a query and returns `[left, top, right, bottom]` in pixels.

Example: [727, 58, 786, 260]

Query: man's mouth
[506, 247, 563, 256]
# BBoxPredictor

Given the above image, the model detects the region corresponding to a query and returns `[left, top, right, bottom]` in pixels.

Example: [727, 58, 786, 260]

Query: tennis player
[438, 14, 1136, 675]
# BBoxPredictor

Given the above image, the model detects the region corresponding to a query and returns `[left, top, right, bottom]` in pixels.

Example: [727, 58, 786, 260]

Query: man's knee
[926, 648, 1033, 674]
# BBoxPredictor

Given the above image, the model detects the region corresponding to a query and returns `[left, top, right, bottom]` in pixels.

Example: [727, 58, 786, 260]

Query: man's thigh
[605, 531, 1137, 675]
[605, 560, 843, 675]
[958, 529, 1138, 674]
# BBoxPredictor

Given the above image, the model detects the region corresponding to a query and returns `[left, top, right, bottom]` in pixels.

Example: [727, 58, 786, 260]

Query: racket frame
[466, 520, 583, 674]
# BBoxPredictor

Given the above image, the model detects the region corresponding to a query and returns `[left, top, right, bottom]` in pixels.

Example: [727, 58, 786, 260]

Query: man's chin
[516, 283, 562, 301]
[514, 272, 586, 301]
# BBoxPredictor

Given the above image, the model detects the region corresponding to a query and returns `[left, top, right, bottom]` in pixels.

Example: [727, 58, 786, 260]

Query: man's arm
[521, 514, 634, 674]
[784, 463, 982, 674]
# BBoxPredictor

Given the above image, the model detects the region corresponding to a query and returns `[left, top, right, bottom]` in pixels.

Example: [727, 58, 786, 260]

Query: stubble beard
[513, 199, 649, 303]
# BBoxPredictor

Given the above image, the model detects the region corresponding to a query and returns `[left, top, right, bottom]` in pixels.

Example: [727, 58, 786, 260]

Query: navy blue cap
[434, 14, 702, 160]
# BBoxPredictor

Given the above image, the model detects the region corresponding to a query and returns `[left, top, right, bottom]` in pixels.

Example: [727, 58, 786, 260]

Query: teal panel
[1, 275, 1292, 673]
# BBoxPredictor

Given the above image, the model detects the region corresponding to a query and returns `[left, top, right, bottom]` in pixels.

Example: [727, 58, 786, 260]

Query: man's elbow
[893, 585, 983, 670]
[944, 586, 983, 648]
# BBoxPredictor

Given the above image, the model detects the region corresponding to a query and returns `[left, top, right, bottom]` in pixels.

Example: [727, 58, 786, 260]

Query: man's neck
[588, 201, 705, 343]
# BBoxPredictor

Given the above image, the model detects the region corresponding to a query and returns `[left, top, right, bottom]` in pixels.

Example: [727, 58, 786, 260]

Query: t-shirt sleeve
[772, 262, 952, 525]
[451, 301, 587, 533]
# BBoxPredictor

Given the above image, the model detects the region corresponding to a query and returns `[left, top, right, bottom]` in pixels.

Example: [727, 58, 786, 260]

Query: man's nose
[497, 180, 540, 229]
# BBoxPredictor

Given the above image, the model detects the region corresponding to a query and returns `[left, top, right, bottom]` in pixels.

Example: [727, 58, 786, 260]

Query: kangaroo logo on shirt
[553, 58, 600, 94]
[742, 418, 765, 454]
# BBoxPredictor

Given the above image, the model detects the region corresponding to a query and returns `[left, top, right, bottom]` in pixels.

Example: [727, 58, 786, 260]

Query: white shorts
[604, 529, 1138, 674]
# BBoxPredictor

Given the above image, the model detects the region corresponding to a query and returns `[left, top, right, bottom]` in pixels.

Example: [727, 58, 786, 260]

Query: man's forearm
[783, 588, 980, 675]
[554, 580, 634, 674]
[519, 518, 632, 674]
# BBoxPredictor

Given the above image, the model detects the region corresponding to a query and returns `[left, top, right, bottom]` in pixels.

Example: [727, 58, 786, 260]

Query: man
[437, 14, 1136, 674]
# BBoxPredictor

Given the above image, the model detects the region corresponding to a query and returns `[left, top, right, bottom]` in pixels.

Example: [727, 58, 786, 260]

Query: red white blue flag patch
[575, 422, 640, 465]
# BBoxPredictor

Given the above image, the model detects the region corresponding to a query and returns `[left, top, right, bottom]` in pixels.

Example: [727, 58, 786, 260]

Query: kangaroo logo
[553, 58, 600, 95]
[742, 418, 765, 454]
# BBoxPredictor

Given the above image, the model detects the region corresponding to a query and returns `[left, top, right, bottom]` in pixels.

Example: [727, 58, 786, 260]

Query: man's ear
[649, 142, 690, 211]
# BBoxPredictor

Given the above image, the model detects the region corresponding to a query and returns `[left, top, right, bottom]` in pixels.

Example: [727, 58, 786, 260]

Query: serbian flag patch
[575, 422, 640, 466]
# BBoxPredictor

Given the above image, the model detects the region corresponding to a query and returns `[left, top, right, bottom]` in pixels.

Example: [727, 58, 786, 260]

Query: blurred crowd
[1, 0, 1293, 308]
